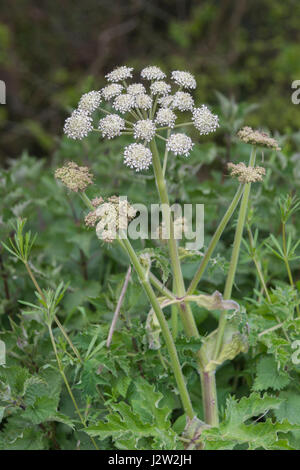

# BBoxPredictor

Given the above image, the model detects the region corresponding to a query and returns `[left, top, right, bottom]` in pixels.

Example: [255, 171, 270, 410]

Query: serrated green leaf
[253, 356, 290, 391]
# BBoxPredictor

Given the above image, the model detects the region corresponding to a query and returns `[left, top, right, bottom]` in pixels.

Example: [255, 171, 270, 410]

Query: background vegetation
[1, 0, 300, 163]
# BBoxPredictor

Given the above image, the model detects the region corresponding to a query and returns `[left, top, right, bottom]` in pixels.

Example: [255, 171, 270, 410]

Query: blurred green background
[1, 0, 300, 163]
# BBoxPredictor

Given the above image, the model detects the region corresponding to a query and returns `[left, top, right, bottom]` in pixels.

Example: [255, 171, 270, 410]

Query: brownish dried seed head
[85, 196, 136, 241]
[237, 126, 281, 151]
[91, 196, 104, 208]
[55, 161, 93, 192]
[84, 210, 98, 227]
[228, 162, 266, 183]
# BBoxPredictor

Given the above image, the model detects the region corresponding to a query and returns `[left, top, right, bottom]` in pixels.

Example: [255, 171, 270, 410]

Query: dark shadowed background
[1, 0, 300, 163]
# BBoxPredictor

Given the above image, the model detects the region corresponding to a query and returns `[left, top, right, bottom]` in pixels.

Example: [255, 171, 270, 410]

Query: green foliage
[201, 393, 299, 450]
[1, 91, 300, 449]
[253, 356, 290, 392]
[86, 379, 180, 450]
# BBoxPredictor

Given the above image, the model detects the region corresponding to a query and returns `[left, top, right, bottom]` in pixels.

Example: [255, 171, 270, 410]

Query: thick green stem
[149, 138, 220, 426]
[121, 236, 195, 419]
[171, 278, 179, 340]
[282, 223, 300, 316]
[148, 272, 175, 300]
[187, 184, 244, 295]
[214, 147, 256, 360]
[149, 139, 199, 338]
[200, 370, 219, 427]
[162, 129, 171, 177]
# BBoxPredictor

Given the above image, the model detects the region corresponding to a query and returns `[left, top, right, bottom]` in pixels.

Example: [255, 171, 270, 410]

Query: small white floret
[171, 70, 196, 89]
[63, 110, 93, 140]
[141, 66, 166, 80]
[192, 105, 219, 135]
[98, 114, 125, 139]
[166, 133, 194, 156]
[101, 83, 124, 100]
[105, 66, 133, 82]
[78, 91, 102, 113]
[124, 143, 152, 171]
[133, 119, 156, 142]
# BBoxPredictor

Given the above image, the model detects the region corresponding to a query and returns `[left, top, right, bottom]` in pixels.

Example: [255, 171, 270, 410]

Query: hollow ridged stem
[121, 235, 195, 419]
[162, 129, 171, 177]
[187, 184, 244, 295]
[171, 278, 179, 340]
[149, 139, 199, 338]
[148, 272, 175, 300]
[149, 138, 221, 424]
[200, 370, 219, 427]
[213, 147, 256, 360]
[282, 222, 300, 316]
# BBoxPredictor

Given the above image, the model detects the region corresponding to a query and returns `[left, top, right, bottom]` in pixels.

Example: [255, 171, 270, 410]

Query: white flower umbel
[141, 66, 166, 80]
[105, 65, 133, 82]
[192, 105, 219, 135]
[171, 70, 196, 89]
[133, 119, 156, 142]
[167, 133, 194, 156]
[158, 95, 174, 108]
[113, 93, 135, 113]
[172, 91, 194, 112]
[63, 110, 93, 140]
[78, 91, 102, 113]
[124, 143, 152, 171]
[98, 114, 125, 139]
[101, 83, 123, 100]
[127, 83, 146, 96]
[134, 93, 153, 111]
[155, 108, 177, 128]
[150, 81, 171, 96]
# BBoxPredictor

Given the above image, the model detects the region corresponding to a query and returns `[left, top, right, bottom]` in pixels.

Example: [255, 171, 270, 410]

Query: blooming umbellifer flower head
[63, 65, 222, 170]
[101, 83, 123, 100]
[63, 110, 93, 140]
[141, 66, 166, 80]
[228, 162, 266, 183]
[134, 93, 153, 111]
[105, 65, 133, 82]
[171, 70, 196, 89]
[124, 143, 152, 171]
[113, 93, 135, 113]
[55, 161, 93, 192]
[98, 114, 125, 139]
[150, 81, 171, 96]
[78, 91, 102, 113]
[133, 119, 156, 142]
[171, 91, 194, 111]
[192, 105, 219, 135]
[155, 108, 177, 128]
[167, 133, 194, 156]
[127, 83, 146, 96]
[237, 127, 281, 151]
